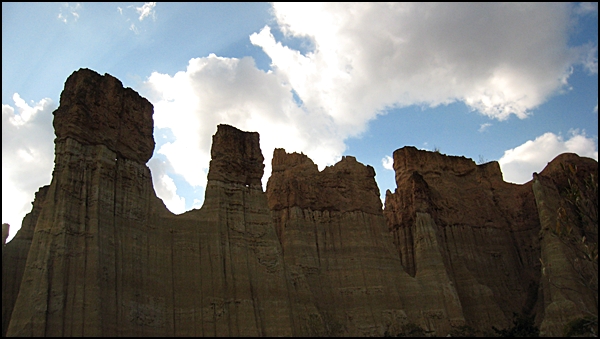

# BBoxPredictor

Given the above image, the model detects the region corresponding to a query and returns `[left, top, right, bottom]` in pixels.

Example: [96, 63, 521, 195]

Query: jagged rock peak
[267, 150, 382, 213]
[53, 68, 155, 163]
[207, 124, 265, 187]
[392, 146, 503, 185]
[272, 148, 318, 173]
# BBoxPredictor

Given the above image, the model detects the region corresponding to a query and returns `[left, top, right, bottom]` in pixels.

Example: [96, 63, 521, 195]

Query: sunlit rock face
[2, 69, 597, 337]
[531, 153, 598, 336]
[265, 149, 467, 336]
[384, 146, 598, 336]
[3, 69, 292, 337]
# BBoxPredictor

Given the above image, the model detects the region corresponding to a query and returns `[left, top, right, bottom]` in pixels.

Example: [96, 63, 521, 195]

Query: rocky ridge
[2, 69, 597, 337]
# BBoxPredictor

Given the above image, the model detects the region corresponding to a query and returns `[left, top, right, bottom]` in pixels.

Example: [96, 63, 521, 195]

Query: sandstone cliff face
[53, 69, 155, 163]
[5, 69, 167, 336]
[266, 149, 464, 336]
[2, 186, 48, 337]
[2, 69, 597, 337]
[3, 69, 292, 336]
[384, 147, 536, 333]
[384, 147, 597, 335]
[532, 154, 598, 336]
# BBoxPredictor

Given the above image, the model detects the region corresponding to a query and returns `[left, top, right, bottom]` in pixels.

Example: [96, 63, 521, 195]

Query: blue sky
[2, 3, 598, 242]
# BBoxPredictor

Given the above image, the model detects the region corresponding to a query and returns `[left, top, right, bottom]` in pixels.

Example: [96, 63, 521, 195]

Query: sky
[2, 2, 598, 242]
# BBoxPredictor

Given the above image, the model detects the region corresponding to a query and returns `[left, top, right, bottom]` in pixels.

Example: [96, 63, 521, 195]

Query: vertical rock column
[186, 124, 293, 336]
[532, 154, 598, 336]
[267, 149, 415, 336]
[5, 69, 159, 336]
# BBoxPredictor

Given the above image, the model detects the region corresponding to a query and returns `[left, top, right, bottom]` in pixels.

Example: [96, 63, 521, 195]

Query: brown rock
[53, 68, 154, 163]
[4, 70, 292, 336]
[532, 153, 598, 336]
[386, 147, 542, 332]
[207, 124, 264, 187]
[2, 223, 8, 247]
[267, 148, 464, 336]
[384, 146, 597, 335]
[3, 69, 597, 337]
[2, 186, 49, 337]
[267, 149, 382, 214]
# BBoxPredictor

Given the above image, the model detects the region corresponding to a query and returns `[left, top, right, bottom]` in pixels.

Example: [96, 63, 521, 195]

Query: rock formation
[532, 154, 598, 336]
[2, 69, 597, 337]
[384, 147, 597, 336]
[3, 69, 292, 336]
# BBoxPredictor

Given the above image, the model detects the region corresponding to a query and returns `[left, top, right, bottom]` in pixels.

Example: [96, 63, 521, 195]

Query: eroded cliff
[2, 69, 597, 337]
[384, 147, 597, 336]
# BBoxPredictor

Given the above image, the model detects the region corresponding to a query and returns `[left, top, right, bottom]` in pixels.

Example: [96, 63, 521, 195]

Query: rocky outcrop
[3, 69, 293, 336]
[266, 149, 464, 336]
[53, 69, 155, 163]
[384, 147, 597, 336]
[2, 186, 49, 337]
[2, 69, 597, 337]
[532, 154, 598, 336]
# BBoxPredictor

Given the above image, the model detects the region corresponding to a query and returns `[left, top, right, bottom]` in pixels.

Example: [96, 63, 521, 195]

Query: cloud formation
[144, 3, 596, 212]
[479, 123, 492, 133]
[136, 2, 156, 21]
[57, 2, 81, 24]
[499, 131, 598, 184]
[382, 156, 394, 171]
[2, 95, 56, 242]
[145, 54, 345, 192]
[148, 157, 186, 214]
[253, 3, 582, 122]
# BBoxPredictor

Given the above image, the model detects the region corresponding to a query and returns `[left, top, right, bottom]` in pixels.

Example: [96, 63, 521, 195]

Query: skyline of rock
[2, 69, 597, 337]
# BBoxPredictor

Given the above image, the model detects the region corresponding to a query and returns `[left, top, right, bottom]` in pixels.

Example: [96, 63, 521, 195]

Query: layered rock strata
[2, 68, 597, 337]
[3, 69, 292, 336]
[384, 147, 597, 335]
[532, 154, 598, 336]
[266, 149, 464, 336]
[2, 186, 48, 336]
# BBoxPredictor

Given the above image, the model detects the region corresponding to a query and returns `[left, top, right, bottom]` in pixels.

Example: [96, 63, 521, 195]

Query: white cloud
[58, 3, 81, 23]
[2, 95, 56, 242]
[382, 156, 394, 171]
[147, 157, 186, 214]
[581, 44, 598, 74]
[191, 199, 203, 210]
[144, 54, 346, 194]
[479, 123, 492, 133]
[143, 3, 591, 206]
[136, 2, 156, 21]
[498, 131, 598, 184]
[251, 3, 581, 124]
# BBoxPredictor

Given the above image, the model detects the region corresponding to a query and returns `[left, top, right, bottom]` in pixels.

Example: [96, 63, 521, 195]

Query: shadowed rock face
[384, 147, 598, 335]
[53, 69, 155, 163]
[207, 124, 264, 187]
[2, 69, 597, 337]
